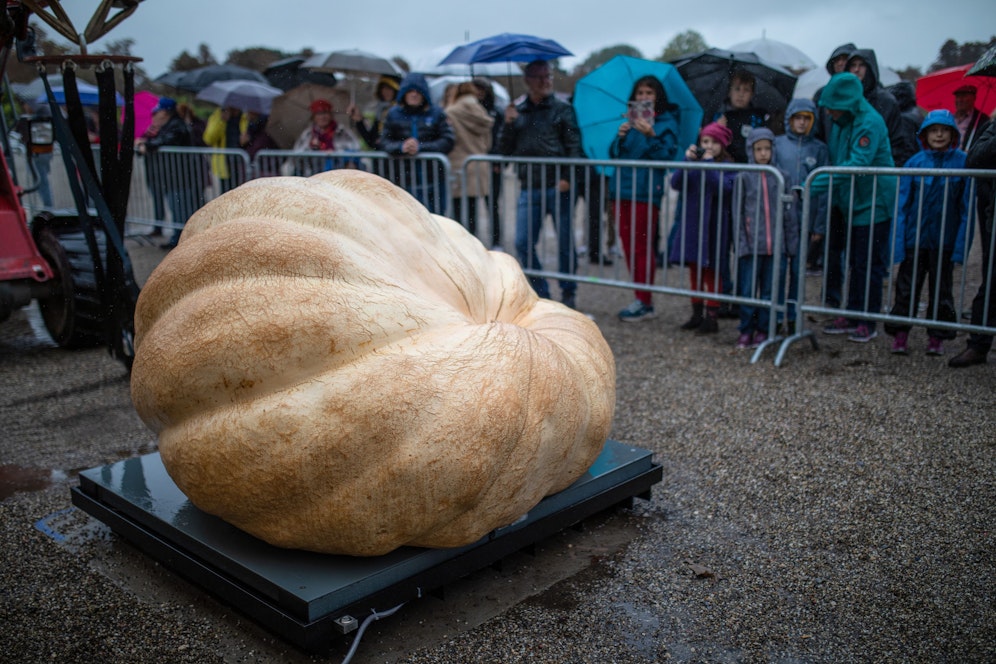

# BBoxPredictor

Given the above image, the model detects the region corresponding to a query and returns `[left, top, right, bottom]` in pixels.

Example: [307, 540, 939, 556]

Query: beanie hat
[700, 122, 732, 148]
[378, 75, 401, 92]
[309, 98, 333, 114]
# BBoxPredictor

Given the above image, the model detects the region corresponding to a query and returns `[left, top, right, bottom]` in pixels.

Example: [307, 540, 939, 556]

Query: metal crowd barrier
[777, 165, 996, 365]
[462, 155, 791, 361]
[17, 142, 996, 368]
[254, 150, 452, 217]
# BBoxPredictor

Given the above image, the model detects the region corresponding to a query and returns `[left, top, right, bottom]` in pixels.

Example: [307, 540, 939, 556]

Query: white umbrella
[727, 36, 817, 72]
[793, 68, 827, 101]
[196, 80, 283, 114]
[793, 66, 902, 101]
[427, 75, 510, 110]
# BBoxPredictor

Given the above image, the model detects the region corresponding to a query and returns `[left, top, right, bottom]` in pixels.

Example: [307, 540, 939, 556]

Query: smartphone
[627, 99, 654, 124]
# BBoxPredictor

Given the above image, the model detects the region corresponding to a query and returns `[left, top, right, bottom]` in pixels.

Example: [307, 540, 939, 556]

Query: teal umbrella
[573, 55, 702, 175]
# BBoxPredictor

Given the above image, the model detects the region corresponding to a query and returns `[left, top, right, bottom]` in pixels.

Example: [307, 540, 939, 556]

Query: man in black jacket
[846, 48, 918, 167]
[949, 119, 996, 367]
[499, 60, 583, 308]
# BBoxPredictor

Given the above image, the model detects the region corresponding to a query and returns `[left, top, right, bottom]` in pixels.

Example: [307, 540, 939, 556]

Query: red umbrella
[915, 64, 996, 115]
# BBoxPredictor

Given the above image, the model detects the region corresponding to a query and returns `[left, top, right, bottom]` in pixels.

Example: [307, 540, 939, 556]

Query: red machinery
[0, 0, 142, 367]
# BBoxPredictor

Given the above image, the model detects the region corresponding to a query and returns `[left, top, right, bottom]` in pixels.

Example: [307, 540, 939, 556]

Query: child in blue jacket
[884, 110, 972, 356]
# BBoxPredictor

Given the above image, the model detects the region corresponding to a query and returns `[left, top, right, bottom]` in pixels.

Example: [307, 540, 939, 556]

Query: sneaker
[561, 291, 577, 310]
[618, 300, 656, 322]
[848, 325, 878, 343]
[890, 331, 909, 355]
[823, 316, 858, 335]
[926, 337, 944, 356]
[736, 332, 753, 349]
[752, 332, 768, 348]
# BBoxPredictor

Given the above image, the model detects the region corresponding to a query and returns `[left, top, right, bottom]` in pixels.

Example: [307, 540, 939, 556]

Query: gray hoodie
[774, 98, 830, 236]
[734, 127, 798, 258]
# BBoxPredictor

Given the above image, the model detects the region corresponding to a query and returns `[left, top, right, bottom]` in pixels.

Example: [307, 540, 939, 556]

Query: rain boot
[696, 306, 719, 334]
[680, 302, 704, 330]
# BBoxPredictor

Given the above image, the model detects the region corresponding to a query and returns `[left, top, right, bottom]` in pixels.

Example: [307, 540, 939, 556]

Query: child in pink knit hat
[668, 121, 737, 333]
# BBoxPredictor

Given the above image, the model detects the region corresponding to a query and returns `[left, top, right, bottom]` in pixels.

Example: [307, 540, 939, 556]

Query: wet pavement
[2, 231, 994, 663]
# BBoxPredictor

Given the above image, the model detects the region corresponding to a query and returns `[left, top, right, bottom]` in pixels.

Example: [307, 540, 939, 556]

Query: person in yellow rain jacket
[203, 106, 249, 193]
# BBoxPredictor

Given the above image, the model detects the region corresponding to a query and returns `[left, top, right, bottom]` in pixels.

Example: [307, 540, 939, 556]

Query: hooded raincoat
[734, 127, 797, 258]
[813, 73, 897, 228]
[378, 73, 455, 210]
[893, 110, 971, 264]
[774, 98, 830, 236]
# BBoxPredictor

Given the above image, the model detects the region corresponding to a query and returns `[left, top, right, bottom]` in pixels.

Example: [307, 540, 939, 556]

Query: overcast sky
[61, 0, 993, 78]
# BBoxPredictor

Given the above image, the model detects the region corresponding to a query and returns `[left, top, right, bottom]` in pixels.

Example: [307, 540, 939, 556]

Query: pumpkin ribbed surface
[130, 170, 615, 556]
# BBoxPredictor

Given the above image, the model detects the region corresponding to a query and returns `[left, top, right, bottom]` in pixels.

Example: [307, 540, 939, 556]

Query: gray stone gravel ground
[1, 237, 994, 663]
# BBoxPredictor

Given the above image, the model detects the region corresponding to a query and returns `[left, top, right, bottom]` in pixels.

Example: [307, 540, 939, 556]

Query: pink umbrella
[126, 90, 160, 139]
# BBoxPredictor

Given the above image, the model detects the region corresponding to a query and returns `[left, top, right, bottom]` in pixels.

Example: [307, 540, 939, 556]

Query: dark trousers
[824, 207, 847, 308]
[454, 196, 480, 237]
[966, 215, 996, 352]
[489, 165, 503, 247]
[885, 249, 957, 339]
[843, 220, 890, 331]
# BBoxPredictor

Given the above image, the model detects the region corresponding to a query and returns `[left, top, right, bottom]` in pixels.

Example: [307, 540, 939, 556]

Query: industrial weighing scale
[71, 440, 661, 653]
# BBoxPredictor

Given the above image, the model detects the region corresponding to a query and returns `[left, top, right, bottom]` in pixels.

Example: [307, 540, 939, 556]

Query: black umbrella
[967, 44, 996, 78]
[674, 48, 797, 126]
[264, 56, 338, 92]
[154, 64, 268, 93]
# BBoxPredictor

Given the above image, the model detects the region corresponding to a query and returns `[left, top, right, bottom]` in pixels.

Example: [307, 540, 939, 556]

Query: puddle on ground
[0, 464, 67, 500]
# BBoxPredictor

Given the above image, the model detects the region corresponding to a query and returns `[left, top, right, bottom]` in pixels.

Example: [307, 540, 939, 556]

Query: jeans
[33, 152, 53, 207]
[737, 254, 775, 334]
[514, 186, 576, 299]
[166, 186, 198, 247]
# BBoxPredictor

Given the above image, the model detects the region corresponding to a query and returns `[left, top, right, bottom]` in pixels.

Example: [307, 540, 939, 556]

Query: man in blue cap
[137, 97, 196, 250]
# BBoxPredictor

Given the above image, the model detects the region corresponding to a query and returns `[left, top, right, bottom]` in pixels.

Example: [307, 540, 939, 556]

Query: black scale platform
[71, 439, 662, 653]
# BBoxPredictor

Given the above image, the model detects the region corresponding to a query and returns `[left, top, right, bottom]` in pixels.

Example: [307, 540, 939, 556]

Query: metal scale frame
[71, 440, 662, 653]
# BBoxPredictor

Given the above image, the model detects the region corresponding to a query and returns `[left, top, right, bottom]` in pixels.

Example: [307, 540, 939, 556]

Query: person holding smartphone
[610, 76, 680, 322]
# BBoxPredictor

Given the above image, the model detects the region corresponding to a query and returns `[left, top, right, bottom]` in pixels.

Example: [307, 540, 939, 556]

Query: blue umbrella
[573, 55, 703, 175]
[438, 33, 572, 66]
[35, 81, 123, 106]
[437, 33, 572, 90]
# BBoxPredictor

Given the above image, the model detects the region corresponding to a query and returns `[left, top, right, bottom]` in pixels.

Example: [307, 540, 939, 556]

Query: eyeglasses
[526, 74, 553, 81]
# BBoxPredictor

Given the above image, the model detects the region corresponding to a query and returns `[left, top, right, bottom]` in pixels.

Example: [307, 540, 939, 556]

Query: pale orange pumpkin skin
[130, 170, 616, 556]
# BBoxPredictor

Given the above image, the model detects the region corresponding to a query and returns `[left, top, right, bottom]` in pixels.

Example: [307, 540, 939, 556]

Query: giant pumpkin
[130, 170, 615, 556]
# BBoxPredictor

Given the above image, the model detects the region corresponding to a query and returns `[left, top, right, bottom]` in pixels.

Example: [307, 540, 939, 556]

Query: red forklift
[0, 0, 143, 368]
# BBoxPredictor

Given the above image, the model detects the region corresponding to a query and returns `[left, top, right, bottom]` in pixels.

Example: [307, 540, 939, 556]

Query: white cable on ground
[340, 602, 406, 664]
